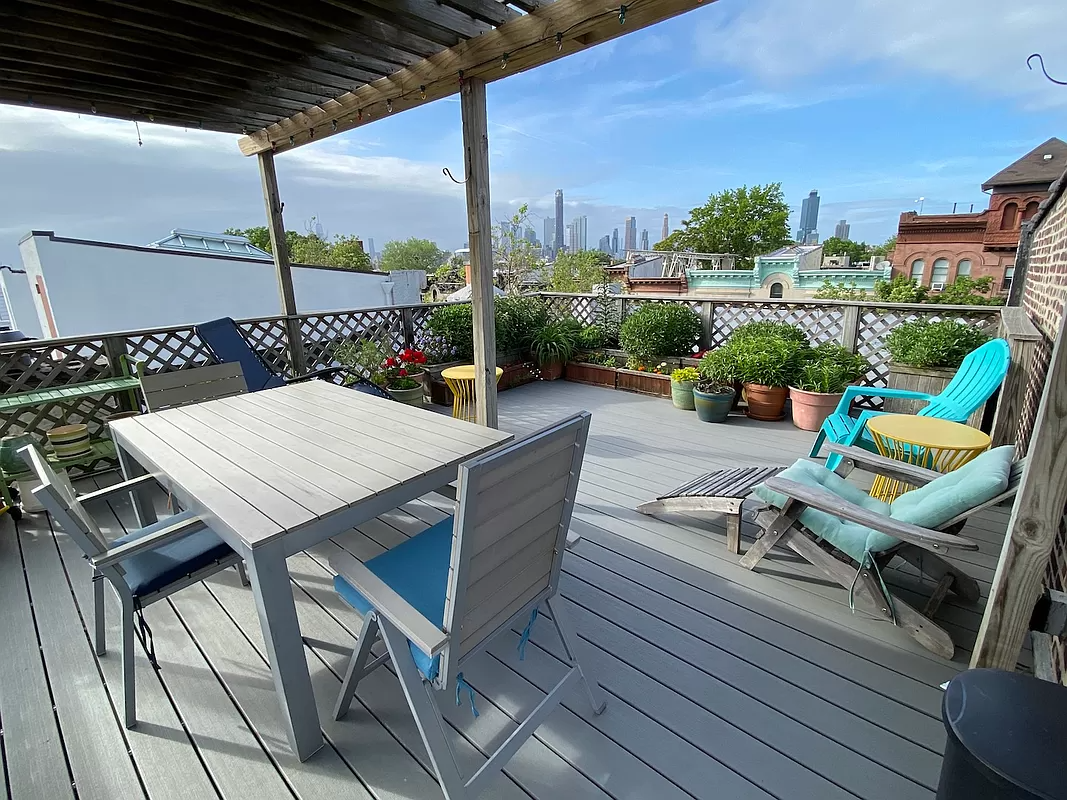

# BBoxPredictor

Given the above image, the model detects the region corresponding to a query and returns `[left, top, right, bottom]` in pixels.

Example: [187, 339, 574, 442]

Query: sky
[2, 0, 1066, 277]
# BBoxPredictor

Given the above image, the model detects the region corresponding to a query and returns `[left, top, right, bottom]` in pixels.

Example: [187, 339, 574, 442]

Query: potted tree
[694, 349, 737, 423]
[669, 366, 700, 410]
[789, 344, 869, 431]
[531, 320, 579, 381]
[617, 303, 702, 397]
[735, 338, 803, 421]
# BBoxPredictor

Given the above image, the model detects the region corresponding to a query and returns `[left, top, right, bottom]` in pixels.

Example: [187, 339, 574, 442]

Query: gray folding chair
[137, 360, 248, 412]
[21, 445, 243, 728]
[330, 412, 605, 800]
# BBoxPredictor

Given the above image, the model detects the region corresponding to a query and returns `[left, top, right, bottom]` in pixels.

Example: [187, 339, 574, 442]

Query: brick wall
[1016, 167, 1067, 682]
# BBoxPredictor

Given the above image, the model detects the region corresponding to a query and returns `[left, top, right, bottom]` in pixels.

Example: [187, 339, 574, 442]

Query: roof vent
[1043, 153, 1054, 160]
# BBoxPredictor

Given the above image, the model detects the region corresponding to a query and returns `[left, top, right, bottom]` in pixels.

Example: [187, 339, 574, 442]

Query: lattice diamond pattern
[126, 328, 214, 374]
[709, 302, 843, 348]
[300, 310, 405, 370]
[240, 320, 291, 376]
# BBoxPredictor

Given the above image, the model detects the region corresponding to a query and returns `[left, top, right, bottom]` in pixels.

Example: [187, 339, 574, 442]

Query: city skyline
[624, 217, 637, 253]
[554, 189, 564, 258]
[798, 190, 821, 244]
[640, 229, 649, 250]
[834, 219, 850, 240]
[661, 214, 669, 244]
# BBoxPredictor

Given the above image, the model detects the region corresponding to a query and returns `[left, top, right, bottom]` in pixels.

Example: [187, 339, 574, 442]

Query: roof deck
[0, 381, 1011, 800]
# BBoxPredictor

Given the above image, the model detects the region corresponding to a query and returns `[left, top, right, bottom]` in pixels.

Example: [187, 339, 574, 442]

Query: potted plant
[789, 344, 869, 431]
[694, 349, 737, 423]
[618, 303, 701, 397]
[734, 338, 803, 421]
[531, 320, 578, 381]
[379, 348, 428, 405]
[669, 366, 700, 410]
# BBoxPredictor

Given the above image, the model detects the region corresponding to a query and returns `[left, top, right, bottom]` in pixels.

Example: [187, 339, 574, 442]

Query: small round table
[865, 415, 991, 502]
[441, 365, 504, 422]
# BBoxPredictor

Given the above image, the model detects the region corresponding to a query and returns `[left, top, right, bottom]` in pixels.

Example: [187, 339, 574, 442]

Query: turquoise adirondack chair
[810, 338, 1011, 471]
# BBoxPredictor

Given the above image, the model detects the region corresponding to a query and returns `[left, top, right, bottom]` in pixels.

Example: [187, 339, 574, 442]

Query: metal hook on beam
[443, 167, 466, 184]
[1027, 54, 1067, 86]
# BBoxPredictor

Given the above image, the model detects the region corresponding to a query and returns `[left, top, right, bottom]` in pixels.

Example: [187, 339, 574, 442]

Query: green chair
[810, 338, 1011, 471]
[744, 443, 1023, 658]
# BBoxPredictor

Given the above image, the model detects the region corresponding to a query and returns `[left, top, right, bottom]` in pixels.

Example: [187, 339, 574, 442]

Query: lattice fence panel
[708, 302, 844, 349]
[300, 309, 405, 372]
[409, 305, 437, 346]
[240, 319, 291, 376]
[125, 328, 214, 375]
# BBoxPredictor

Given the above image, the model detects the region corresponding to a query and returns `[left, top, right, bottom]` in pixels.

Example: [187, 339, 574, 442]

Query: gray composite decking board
[16, 514, 147, 800]
[0, 516, 75, 800]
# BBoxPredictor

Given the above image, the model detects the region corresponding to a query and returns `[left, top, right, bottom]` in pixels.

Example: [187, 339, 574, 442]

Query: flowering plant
[380, 348, 427, 390]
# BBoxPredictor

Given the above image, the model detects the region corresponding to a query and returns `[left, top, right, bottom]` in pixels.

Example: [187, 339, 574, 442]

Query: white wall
[17, 232, 425, 338]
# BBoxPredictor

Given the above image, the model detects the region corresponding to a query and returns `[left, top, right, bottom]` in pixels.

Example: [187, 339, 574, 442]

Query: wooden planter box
[885, 363, 986, 428]
[564, 362, 617, 388]
[423, 353, 536, 405]
[616, 369, 671, 397]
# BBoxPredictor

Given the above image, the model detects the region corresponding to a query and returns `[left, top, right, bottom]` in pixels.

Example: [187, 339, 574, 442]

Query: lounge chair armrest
[836, 385, 934, 414]
[77, 474, 158, 505]
[91, 516, 206, 570]
[762, 477, 979, 553]
[824, 443, 943, 485]
[286, 366, 346, 384]
[330, 551, 450, 658]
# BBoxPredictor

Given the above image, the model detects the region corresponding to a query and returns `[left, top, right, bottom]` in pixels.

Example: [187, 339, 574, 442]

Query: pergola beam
[239, 0, 708, 155]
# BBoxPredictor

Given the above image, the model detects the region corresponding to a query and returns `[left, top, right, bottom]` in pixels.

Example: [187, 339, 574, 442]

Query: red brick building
[891, 137, 1067, 296]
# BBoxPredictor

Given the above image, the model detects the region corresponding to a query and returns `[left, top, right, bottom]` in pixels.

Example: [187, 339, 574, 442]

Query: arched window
[931, 258, 950, 286]
[1001, 202, 1018, 230]
[957, 259, 972, 277]
[1022, 201, 1040, 222]
[769, 282, 784, 299]
[910, 259, 925, 282]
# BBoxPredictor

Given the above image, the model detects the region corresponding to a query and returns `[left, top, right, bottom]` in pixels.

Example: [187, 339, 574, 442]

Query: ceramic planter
[387, 384, 425, 406]
[616, 369, 671, 397]
[670, 379, 696, 410]
[694, 388, 735, 423]
[788, 387, 844, 431]
[743, 383, 788, 421]
[46, 424, 92, 460]
[565, 362, 617, 388]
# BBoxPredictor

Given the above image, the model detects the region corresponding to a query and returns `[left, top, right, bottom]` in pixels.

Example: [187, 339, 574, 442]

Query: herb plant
[530, 320, 579, 367]
[670, 366, 700, 384]
[885, 320, 990, 369]
[697, 348, 738, 394]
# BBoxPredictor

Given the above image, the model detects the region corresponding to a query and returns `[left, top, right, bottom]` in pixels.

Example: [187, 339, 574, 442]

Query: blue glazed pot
[693, 388, 735, 423]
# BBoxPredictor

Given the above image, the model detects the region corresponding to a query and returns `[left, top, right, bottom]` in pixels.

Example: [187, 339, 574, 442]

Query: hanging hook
[1027, 53, 1067, 86]
[134, 121, 143, 147]
[556, 32, 564, 52]
[443, 167, 467, 184]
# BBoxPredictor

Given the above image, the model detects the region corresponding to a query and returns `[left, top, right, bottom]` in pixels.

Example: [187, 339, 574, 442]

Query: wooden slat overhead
[0, 0, 711, 149]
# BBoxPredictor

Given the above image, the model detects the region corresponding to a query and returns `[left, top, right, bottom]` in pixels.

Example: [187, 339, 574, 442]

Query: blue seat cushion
[333, 516, 454, 682]
[113, 509, 235, 598]
[890, 446, 1014, 529]
[753, 459, 899, 563]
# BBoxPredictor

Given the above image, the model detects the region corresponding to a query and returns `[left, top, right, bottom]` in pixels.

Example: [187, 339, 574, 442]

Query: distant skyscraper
[571, 215, 588, 251]
[367, 238, 376, 264]
[543, 217, 555, 256]
[623, 216, 637, 253]
[798, 190, 820, 243]
[661, 214, 669, 244]
[834, 219, 850, 240]
[611, 228, 619, 255]
[598, 234, 612, 254]
[554, 189, 564, 255]
[524, 226, 538, 247]
[566, 221, 577, 253]
[640, 229, 649, 250]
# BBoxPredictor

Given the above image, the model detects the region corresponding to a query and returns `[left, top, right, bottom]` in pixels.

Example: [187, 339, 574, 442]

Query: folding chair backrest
[20, 445, 109, 556]
[195, 317, 283, 392]
[140, 361, 248, 411]
[439, 412, 590, 687]
[921, 338, 1010, 420]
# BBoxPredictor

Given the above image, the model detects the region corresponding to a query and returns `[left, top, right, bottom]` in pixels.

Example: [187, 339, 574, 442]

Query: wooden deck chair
[330, 412, 606, 800]
[138, 361, 248, 411]
[21, 444, 243, 728]
[742, 443, 1024, 659]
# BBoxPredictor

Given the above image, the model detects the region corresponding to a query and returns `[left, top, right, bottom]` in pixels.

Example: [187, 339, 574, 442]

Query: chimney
[464, 264, 471, 285]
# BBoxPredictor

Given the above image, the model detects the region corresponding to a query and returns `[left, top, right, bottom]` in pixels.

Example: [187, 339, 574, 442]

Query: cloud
[697, 0, 1067, 107]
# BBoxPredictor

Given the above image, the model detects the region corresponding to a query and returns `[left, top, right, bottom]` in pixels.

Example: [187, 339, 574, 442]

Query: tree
[871, 236, 897, 259]
[494, 204, 544, 292]
[813, 279, 867, 300]
[873, 275, 928, 303]
[225, 226, 271, 251]
[225, 220, 371, 271]
[927, 276, 1005, 306]
[821, 236, 872, 265]
[653, 184, 791, 267]
[379, 238, 448, 273]
[549, 251, 608, 293]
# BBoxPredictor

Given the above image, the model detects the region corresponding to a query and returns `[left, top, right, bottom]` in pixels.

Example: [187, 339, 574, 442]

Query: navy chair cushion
[113, 509, 236, 598]
[334, 515, 454, 681]
[196, 317, 282, 392]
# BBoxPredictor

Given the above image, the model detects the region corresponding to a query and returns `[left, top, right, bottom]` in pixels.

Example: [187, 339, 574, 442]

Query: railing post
[839, 304, 861, 353]
[285, 316, 307, 375]
[102, 335, 136, 412]
[990, 307, 1042, 447]
[699, 301, 714, 350]
[400, 307, 416, 349]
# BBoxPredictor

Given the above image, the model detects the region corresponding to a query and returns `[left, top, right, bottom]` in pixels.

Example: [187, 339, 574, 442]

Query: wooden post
[258, 150, 307, 376]
[400, 306, 415, 350]
[839, 305, 861, 353]
[460, 77, 497, 428]
[971, 303, 1067, 670]
[989, 307, 1042, 447]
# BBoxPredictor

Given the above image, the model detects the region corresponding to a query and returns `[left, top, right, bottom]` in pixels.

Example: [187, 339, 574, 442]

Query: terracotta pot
[694, 388, 735, 423]
[539, 361, 564, 381]
[743, 383, 788, 421]
[788, 387, 844, 432]
[670, 379, 696, 410]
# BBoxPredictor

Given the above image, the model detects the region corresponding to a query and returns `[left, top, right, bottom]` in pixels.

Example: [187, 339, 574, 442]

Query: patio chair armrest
[77, 474, 158, 505]
[286, 366, 346, 384]
[762, 477, 979, 553]
[91, 516, 206, 570]
[837, 385, 934, 412]
[330, 551, 450, 658]
[823, 443, 943, 485]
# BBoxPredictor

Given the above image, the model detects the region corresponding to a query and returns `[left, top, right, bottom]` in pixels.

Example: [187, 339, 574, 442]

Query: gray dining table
[108, 379, 512, 760]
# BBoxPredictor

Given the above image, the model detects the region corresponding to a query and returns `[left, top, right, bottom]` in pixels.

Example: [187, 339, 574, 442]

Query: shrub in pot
[884, 319, 990, 369]
[694, 349, 737, 423]
[789, 344, 869, 431]
[729, 321, 810, 349]
[618, 303, 701, 365]
[669, 366, 700, 410]
[531, 320, 579, 381]
[734, 338, 803, 421]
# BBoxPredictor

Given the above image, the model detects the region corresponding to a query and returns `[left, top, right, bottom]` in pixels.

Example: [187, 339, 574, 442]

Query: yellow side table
[441, 365, 504, 422]
[865, 415, 991, 502]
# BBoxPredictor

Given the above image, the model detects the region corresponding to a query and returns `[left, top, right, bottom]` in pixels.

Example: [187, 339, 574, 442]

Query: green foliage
[885, 320, 991, 369]
[495, 295, 549, 353]
[550, 250, 609, 293]
[432, 263, 463, 284]
[813, 279, 868, 300]
[698, 348, 738, 392]
[619, 303, 702, 362]
[495, 204, 545, 292]
[576, 350, 617, 367]
[225, 219, 372, 271]
[653, 184, 792, 267]
[380, 238, 447, 273]
[821, 236, 873, 265]
[794, 344, 868, 393]
[733, 338, 804, 388]
[426, 303, 474, 361]
[530, 320, 579, 366]
[728, 321, 809, 348]
[334, 339, 387, 384]
[426, 296, 553, 360]
[671, 366, 700, 383]
[927, 276, 1005, 306]
[873, 275, 928, 304]
[871, 236, 897, 258]
[592, 283, 622, 346]
[225, 226, 272, 251]
[577, 325, 606, 350]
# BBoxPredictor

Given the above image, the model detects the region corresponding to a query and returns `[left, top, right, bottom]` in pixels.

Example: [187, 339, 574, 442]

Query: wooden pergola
[3, 0, 708, 426]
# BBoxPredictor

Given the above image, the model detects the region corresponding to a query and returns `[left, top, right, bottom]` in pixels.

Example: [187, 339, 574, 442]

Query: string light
[26, 95, 33, 106]
[331, 119, 338, 131]
[419, 85, 427, 99]
[357, 108, 363, 121]
[500, 52, 510, 69]
[619, 4, 627, 24]
[148, 112, 155, 122]
[90, 102, 97, 114]
[289, 135, 295, 145]
[556, 32, 563, 52]
[458, 69, 465, 87]
[386, 98, 393, 113]
[308, 126, 315, 139]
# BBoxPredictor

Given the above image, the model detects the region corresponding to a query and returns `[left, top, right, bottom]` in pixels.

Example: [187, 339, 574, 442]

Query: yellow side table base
[441, 365, 504, 422]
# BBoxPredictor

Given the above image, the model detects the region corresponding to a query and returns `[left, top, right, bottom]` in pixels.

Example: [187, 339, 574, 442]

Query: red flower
[384, 357, 396, 367]
[398, 367, 408, 376]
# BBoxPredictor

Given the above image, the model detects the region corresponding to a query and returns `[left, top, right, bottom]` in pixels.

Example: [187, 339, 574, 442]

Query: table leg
[116, 446, 157, 528]
[245, 540, 323, 761]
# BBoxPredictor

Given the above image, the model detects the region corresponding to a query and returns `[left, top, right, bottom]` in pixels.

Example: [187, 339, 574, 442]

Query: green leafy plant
[697, 348, 738, 393]
[618, 303, 701, 362]
[426, 303, 474, 361]
[733, 338, 804, 387]
[576, 350, 616, 367]
[793, 361, 857, 394]
[592, 283, 622, 346]
[873, 275, 928, 304]
[335, 339, 388, 384]
[496, 295, 549, 352]
[885, 320, 991, 369]
[927, 276, 1005, 306]
[728, 321, 809, 348]
[530, 320, 579, 367]
[813, 279, 868, 301]
[577, 325, 606, 350]
[671, 366, 700, 384]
